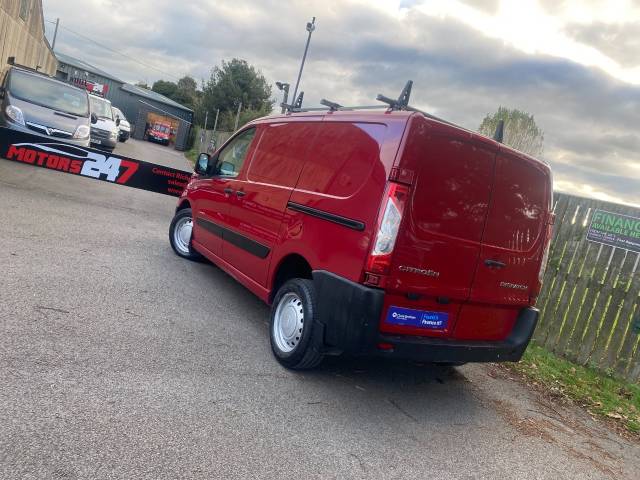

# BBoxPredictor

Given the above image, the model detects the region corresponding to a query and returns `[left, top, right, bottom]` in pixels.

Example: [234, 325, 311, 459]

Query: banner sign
[0, 127, 191, 197]
[587, 209, 640, 254]
[70, 77, 109, 96]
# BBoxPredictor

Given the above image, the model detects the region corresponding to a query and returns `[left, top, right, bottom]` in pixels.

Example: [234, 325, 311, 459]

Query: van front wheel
[270, 279, 324, 370]
[169, 208, 202, 261]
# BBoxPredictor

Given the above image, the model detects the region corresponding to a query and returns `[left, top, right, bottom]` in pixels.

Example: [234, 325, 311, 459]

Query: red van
[169, 108, 553, 370]
[147, 121, 171, 145]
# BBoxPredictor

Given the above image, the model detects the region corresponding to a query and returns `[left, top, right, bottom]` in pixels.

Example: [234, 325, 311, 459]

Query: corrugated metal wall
[0, 0, 57, 76]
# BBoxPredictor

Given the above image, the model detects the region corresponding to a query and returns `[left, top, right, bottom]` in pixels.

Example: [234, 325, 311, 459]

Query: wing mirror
[115, 117, 121, 126]
[195, 153, 211, 175]
[90, 113, 98, 124]
[0, 86, 5, 99]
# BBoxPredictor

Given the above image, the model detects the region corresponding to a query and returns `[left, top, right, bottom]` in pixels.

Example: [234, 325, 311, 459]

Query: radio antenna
[493, 120, 505, 143]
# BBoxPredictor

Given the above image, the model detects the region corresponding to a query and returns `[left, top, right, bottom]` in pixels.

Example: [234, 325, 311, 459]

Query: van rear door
[380, 115, 497, 337]
[453, 148, 553, 339]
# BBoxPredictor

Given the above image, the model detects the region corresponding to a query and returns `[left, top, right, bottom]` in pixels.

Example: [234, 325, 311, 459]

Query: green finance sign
[587, 210, 640, 254]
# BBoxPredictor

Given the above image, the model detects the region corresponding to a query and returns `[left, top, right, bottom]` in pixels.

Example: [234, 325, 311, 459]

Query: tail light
[366, 182, 409, 276]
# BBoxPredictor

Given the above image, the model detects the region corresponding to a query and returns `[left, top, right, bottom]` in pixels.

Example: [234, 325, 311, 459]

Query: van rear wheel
[169, 208, 202, 261]
[270, 279, 324, 370]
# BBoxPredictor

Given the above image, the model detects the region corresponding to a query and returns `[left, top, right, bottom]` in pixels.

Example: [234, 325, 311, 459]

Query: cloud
[564, 21, 640, 68]
[42, 0, 640, 206]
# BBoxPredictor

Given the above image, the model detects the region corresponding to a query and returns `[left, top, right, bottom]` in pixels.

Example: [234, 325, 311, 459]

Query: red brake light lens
[366, 182, 409, 275]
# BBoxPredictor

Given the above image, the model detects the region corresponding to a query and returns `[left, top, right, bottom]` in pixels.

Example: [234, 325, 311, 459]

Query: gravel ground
[1, 138, 638, 479]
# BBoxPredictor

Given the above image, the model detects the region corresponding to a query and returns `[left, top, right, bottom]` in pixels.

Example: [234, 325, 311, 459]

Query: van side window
[216, 128, 256, 177]
[296, 123, 386, 197]
[248, 123, 317, 188]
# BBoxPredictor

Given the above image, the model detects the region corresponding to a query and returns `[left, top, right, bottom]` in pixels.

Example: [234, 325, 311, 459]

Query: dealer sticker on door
[386, 306, 449, 330]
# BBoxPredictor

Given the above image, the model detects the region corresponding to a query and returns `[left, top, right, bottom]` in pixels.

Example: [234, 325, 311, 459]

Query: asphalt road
[1, 138, 638, 479]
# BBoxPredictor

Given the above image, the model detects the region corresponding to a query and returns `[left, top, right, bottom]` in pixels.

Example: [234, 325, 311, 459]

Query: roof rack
[280, 80, 459, 127]
[278, 80, 505, 143]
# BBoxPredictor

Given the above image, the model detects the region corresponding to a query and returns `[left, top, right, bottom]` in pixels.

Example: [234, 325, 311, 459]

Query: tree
[177, 76, 197, 96]
[152, 80, 178, 99]
[173, 76, 198, 109]
[478, 107, 544, 157]
[200, 59, 273, 131]
[135, 81, 150, 89]
[149, 77, 199, 110]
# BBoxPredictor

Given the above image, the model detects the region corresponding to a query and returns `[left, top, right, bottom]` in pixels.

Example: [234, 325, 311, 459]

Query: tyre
[169, 208, 203, 261]
[270, 279, 324, 370]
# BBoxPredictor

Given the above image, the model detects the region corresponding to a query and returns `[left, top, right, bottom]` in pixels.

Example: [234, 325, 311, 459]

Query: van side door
[222, 121, 319, 287]
[190, 127, 258, 259]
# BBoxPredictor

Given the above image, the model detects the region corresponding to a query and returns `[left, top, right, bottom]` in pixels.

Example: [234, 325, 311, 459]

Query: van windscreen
[89, 96, 113, 120]
[9, 70, 89, 117]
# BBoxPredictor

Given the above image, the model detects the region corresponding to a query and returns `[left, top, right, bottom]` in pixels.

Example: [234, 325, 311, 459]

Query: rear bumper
[149, 135, 169, 144]
[313, 270, 538, 363]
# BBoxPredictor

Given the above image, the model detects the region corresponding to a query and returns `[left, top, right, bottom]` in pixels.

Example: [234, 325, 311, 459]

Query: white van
[88, 94, 119, 152]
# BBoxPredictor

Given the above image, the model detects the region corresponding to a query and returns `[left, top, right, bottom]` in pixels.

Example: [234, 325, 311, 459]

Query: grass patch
[183, 125, 202, 165]
[507, 344, 640, 435]
[184, 147, 198, 165]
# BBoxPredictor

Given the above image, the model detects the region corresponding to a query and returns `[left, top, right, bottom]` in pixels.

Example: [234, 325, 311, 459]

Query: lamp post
[276, 82, 290, 113]
[291, 17, 316, 108]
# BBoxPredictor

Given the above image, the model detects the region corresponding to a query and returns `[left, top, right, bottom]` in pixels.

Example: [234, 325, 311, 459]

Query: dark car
[0, 65, 92, 147]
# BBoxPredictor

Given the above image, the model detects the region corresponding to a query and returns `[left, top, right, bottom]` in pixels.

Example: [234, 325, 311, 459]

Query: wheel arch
[269, 253, 313, 304]
[175, 199, 191, 213]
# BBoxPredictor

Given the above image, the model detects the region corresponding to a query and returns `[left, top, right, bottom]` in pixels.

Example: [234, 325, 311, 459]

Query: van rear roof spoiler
[280, 80, 482, 135]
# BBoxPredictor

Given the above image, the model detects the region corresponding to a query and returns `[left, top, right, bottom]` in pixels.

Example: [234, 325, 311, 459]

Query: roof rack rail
[320, 98, 342, 111]
[279, 80, 472, 132]
[376, 80, 413, 110]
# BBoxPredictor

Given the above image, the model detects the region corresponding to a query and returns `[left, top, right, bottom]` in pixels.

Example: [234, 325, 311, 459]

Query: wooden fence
[534, 193, 640, 382]
[197, 129, 233, 155]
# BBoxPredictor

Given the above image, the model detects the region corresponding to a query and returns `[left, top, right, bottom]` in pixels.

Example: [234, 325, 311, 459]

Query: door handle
[223, 187, 234, 195]
[485, 259, 507, 269]
[236, 190, 246, 197]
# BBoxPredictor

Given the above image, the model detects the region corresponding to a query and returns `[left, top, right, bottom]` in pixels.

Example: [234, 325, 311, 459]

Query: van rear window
[482, 152, 549, 251]
[409, 134, 495, 244]
[296, 123, 386, 198]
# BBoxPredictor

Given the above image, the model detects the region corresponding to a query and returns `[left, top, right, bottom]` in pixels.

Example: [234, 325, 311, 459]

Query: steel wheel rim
[173, 216, 193, 255]
[273, 292, 304, 353]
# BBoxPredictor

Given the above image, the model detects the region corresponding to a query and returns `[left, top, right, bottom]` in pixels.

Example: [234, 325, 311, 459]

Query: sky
[43, 0, 640, 206]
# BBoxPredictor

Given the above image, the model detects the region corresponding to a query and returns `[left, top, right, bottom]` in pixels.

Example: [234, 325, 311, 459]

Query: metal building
[54, 52, 193, 150]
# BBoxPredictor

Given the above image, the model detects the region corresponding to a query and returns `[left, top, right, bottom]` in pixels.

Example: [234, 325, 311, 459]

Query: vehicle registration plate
[386, 306, 449, 330]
